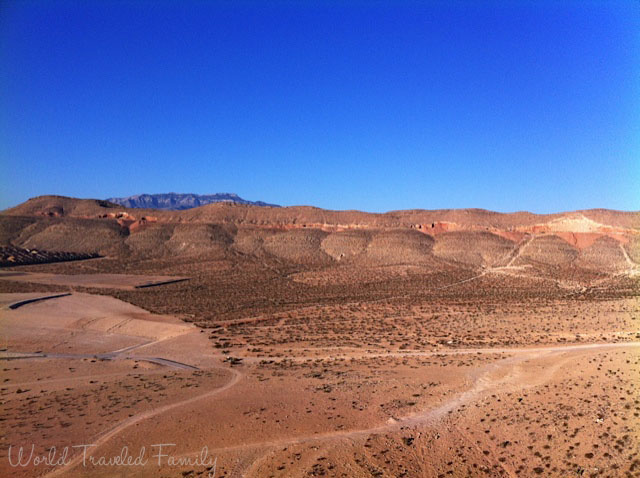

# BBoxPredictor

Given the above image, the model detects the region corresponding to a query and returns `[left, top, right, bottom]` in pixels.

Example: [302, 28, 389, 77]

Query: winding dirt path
[619, 242, 638, 269]
[42, 365, 242, 478]
[180, 340, 640, 478]
[504, 234, 534, 268]
[35, 336, 639, 477]
[242, 340, 640, 364]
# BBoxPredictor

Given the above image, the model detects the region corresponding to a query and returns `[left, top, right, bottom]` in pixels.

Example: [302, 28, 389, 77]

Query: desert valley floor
[0, 197, 639, 478]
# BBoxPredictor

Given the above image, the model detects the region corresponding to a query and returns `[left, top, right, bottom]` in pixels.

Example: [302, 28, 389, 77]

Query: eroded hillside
[1, 196, 638, 276]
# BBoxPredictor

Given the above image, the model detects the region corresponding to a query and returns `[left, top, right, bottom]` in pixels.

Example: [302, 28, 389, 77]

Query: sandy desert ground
[0, 196, 638, 477]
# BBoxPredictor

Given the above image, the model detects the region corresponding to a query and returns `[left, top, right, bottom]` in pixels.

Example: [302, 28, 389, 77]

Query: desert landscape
[4, 0, 637, 476]
[0, 195, 638, 477]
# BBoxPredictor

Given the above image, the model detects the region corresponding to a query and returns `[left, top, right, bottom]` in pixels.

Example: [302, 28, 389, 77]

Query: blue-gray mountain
[106, 193, 279, 210]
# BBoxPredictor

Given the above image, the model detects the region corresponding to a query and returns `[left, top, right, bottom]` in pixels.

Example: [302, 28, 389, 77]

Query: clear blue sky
[1, 0, 639, 213]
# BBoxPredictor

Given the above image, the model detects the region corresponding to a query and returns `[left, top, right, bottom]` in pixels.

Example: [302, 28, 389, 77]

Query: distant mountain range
[106, 193, 279, 210]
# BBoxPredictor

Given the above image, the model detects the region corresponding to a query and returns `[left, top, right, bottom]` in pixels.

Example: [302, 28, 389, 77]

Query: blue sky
[1, 0, 639, 213]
